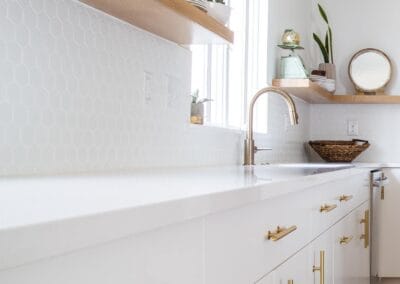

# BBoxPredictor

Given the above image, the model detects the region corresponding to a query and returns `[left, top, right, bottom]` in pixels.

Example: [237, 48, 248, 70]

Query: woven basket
[309, 139, 370, 163]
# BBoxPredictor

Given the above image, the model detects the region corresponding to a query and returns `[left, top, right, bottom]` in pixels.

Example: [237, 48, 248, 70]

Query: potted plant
[206, 0, 231, 25]
[190, 90, 212, 125]
[313, 3, 335, 80]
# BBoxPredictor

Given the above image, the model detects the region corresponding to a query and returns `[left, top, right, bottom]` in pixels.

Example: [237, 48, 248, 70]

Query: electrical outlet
[347, 120, 359, 136]
[166, 75, 180, 108]
[143, 71, 153, 104]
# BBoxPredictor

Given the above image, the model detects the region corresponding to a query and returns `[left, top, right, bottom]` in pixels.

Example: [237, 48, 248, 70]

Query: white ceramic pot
[206, 2, 231, 25]
[319, 63, 336, 80]
[191, 103, 204, 125]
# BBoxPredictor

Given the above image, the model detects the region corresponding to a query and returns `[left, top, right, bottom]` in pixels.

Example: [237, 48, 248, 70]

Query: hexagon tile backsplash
[0, 0, 309, 176]
[0, 0, 245, 176]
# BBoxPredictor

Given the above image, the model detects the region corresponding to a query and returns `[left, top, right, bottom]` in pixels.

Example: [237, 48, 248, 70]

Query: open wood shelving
[272, 79, 400, 104]
[80, 0, 234, 44]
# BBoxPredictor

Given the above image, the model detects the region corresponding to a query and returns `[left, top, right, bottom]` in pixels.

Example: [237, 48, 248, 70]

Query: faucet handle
[254, 146, 272, 153]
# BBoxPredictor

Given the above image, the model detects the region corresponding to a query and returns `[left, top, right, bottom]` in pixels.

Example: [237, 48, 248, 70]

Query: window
[191, 0, 269, 133]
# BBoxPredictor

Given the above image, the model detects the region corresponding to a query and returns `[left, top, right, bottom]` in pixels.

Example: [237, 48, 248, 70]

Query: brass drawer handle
[313, 250, 325, 284]
[339, 195, 353, 202]
[288, 281, 294, 284]
[340, 235, 354, 245]
[360, 209, 370, 248]
[320, 204, 337, 213]
[266, 225, 297, 241]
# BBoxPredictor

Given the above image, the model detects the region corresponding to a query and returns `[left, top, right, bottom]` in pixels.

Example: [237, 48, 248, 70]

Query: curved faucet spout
[244, 87, 299, 166]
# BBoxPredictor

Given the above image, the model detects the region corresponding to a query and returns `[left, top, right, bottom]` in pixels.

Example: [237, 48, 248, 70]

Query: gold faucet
[243, 87, 299, 166]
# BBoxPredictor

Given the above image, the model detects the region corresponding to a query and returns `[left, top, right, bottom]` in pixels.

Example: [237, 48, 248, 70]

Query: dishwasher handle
[373, 176, 389, 188]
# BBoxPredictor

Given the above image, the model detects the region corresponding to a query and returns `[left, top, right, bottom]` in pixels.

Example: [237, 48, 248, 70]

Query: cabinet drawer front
[311, 173, 369, 238]
[204, 189, 314, 284]
[333, 201, 370, 284]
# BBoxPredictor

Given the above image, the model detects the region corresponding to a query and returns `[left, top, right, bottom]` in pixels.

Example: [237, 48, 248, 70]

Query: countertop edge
[0, 167, 371, 271]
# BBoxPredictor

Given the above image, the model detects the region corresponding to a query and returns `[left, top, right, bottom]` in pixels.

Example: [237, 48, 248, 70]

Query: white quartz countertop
[0, 164, 370, 270]
[354, 162, 400, 168]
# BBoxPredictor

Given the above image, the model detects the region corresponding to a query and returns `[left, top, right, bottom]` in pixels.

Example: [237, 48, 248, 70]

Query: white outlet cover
[144, 71, 153, 104]
[347, 120, 359, 136]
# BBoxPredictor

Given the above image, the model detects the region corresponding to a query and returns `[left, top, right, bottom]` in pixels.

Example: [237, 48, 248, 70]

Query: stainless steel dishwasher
[370, 169, 389, 281]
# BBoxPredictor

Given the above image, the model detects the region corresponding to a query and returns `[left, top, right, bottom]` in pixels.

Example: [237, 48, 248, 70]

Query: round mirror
[348, 48, 392, 94]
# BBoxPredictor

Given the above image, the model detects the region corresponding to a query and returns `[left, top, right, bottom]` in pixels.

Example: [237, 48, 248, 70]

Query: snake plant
[313, 3, 334, 64]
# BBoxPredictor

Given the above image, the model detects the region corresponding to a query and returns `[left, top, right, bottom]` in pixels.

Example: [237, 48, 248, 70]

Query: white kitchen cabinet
[204, 188, 316, 284]
[372, 169, 400, 277]
[272, 246, 313, 284]
[257, 271, 275, 284]
[0, 169, 370, 284]
[311, 227, 334, 284]
[333, 201, 370, 284]
[0, 219, 205, 284]
[258, 202, 370, 284]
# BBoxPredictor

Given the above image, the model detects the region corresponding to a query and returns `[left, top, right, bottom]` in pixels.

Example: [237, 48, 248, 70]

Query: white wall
[0, 0, 312, 176]
[258, 0, 313, 164]
[310, 105, 396, 162]
[310, 0, 400, 162]
[311, 0, 400, 95]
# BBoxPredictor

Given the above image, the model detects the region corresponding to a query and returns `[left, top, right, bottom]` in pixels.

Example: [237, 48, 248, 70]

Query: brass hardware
[360, 209, 370, 248]
[288, 281, 294, 284]
[381, 186, 385, 200]
[244, 87, 299, 165]
[339, 195, 353, 202]
[320, 204, 337, 213]
[313, 250, 325, 284]
[266, 225, 297, 241]
[340, 235, 354, 245]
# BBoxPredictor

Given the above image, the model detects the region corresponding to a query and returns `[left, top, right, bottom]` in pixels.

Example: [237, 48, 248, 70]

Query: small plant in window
[191, 90, 212, 125]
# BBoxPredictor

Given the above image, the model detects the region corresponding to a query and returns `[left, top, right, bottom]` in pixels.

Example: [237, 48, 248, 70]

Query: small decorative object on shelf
[309, 139, 370, 162]
[190, 90, 212, 125]
[313, 3, 336, 81]
[186, 0, 208, 12]
[206, 0, 231, 25]
[278, 29, 308, 79]
[348, 48, 392, 96]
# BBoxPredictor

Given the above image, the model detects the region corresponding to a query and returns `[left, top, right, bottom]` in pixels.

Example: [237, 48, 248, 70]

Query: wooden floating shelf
[272, 79, 400, 104]
[80, 0, 234, 44]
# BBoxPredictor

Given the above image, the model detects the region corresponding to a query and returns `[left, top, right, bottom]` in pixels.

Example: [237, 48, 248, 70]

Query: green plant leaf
[328, 26, 334, 63]
[313, 33, 329, 63]
[325, 31, 330, 59]
[318, 3, 329, 25]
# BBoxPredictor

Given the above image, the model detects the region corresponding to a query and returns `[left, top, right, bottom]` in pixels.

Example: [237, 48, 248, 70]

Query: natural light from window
[191, 0, 269, 133]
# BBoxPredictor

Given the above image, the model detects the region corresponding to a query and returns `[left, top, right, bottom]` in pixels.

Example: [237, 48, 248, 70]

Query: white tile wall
[0, 0, 310, 176]
[310, 104, 399, 162]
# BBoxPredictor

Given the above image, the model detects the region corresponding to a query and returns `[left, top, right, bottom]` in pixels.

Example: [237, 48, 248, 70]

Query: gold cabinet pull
[288, 281, 294, 284]
[266, 225, 297, 241]
[340, 235, 354, 245]
[313, 250, 325, 284]
[339, 195, 353, 202]
[360, 209, 370, 248]
[320, 204, 337, 213]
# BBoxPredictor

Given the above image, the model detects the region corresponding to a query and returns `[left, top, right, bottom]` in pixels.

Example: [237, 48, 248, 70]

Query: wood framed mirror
[348, 48, 392, 95]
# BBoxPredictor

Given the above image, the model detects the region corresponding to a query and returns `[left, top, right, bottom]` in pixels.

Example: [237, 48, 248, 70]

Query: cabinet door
[311, 228, 334, 284]
[356, 202, 370, 284]
[333, 202, 369, 284]
[257, 271, 275, 284]
[273, 246, 313, 284]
